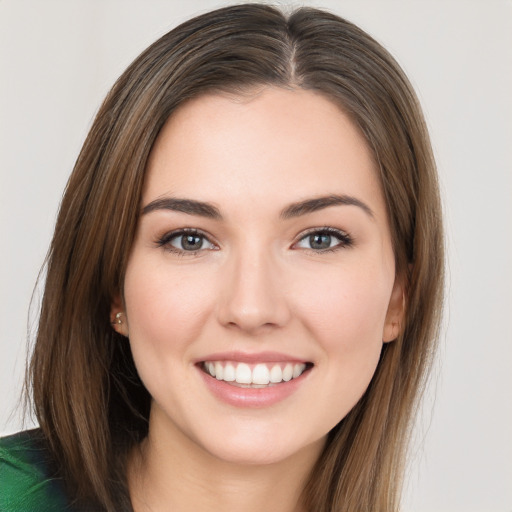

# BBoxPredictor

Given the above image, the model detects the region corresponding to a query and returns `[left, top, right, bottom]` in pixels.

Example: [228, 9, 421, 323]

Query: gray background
[1, 1, 511, 510]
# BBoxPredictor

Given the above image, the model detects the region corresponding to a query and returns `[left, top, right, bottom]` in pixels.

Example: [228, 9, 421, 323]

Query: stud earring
[111, 312, 123, 325]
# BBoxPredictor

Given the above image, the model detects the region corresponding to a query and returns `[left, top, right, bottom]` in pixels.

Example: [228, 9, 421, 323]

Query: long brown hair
[27, 4, 444, 511]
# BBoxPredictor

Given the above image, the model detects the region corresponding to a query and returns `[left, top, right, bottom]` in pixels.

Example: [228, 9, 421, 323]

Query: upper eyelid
[162, 227, 214, 239]
[295, 226, 350, 240]
[157, 228, 217, 247]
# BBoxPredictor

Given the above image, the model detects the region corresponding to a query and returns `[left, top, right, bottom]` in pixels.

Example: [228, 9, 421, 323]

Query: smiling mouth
[200, 361, 313, 387]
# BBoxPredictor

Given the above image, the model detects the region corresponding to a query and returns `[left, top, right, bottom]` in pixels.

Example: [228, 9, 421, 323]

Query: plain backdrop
[1, 1, 511, 511]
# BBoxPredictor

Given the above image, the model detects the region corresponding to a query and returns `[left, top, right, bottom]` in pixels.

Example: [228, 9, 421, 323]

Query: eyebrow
[142, 197, 222, 219]
[280, 194, 374, 219]
[141, 193, 374, 220]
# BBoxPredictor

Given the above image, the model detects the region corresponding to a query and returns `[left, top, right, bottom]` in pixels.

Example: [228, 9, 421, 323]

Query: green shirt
[0, 429, 80, 511]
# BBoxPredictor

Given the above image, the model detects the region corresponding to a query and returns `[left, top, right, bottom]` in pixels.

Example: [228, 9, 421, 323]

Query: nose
[216, 247, 291, 334]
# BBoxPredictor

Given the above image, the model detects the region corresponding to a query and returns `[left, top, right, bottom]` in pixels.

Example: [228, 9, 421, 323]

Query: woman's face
[116, 87, 403, 466]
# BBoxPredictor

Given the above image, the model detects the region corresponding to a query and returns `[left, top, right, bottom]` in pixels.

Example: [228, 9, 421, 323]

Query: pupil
[182, 234, 202, 250]
[310, 233, 331, 250]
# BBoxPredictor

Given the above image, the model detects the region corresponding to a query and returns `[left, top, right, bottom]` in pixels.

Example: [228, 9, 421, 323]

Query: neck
[128, 412, 325, 512]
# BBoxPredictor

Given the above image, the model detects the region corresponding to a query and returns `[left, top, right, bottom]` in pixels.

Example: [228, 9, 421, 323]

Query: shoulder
[0, 429, 76, 511]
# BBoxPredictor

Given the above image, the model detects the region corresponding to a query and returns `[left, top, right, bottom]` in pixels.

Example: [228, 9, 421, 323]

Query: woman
[0, 4, 444, 511]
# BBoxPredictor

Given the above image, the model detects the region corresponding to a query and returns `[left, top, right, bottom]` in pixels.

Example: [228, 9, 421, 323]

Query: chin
[192, 424, 325, 467]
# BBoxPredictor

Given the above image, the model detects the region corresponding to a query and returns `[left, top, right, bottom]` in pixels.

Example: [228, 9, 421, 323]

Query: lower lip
[197, 366, 309, 408]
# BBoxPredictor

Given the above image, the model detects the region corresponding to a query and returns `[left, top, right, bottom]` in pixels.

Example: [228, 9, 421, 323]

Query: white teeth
[252, 364, 270, 385]
[282, 363, 293, 382]
[293, 363, 306, 378]
[204, 361, 308, 385]
[235, 363, 252, 384]
[215, 362, 224, 380]
[223, 363, 235, 382]
[269, 364, 283, 383]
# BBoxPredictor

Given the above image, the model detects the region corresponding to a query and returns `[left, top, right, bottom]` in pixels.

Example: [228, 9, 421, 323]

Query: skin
[112, 87, 403, 512]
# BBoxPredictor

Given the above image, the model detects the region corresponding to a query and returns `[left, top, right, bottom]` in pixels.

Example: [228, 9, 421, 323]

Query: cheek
[299, 266, 391, 340]
[122, 258, 215, 372]
[293, 261, 393, 391]
[296, 267, 392, 424]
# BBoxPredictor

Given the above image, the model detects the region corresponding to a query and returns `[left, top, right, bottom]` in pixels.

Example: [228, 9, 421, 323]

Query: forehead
[143, 87, 385, 218]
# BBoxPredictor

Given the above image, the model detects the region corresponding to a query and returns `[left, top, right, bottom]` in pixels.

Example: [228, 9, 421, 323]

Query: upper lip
[194, 351, 311, 364]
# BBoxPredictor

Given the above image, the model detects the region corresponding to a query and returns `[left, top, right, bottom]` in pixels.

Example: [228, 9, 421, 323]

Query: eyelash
[155, 228, 217, 256]
[293, 227, 353, 253]
[155, 227, 353, 255]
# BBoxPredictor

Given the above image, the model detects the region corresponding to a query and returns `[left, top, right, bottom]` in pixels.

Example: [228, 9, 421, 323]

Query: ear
[382, 276, 406, 343]
[110, 295, 129, 337]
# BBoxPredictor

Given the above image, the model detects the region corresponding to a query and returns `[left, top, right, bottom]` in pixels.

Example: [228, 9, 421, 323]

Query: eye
[157, 229, 217, 254]
[294, 228, 352, 252]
